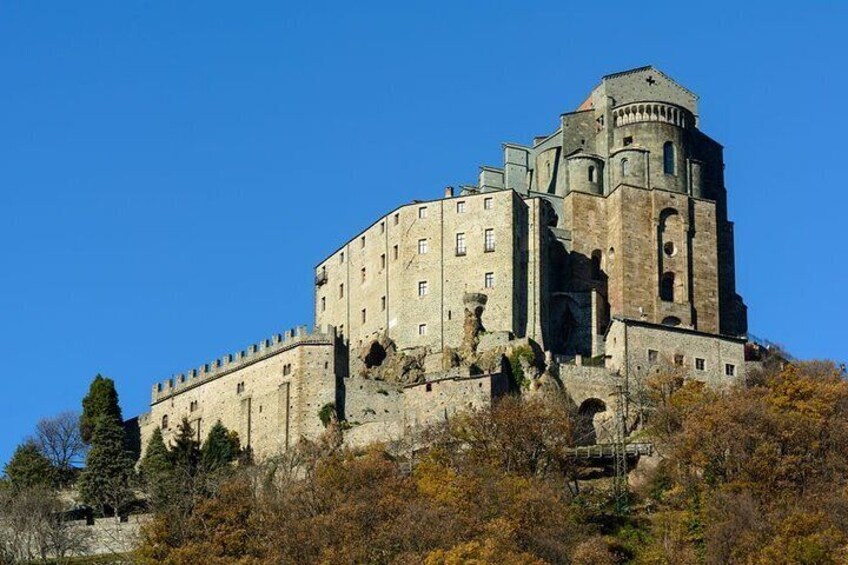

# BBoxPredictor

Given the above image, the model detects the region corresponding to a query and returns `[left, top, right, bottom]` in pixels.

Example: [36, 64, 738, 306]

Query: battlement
[150, 325, 336, 404]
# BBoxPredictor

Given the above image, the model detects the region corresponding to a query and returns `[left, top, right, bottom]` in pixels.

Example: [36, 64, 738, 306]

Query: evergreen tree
[139, 427, 174, 510]
[80, 374, 123, 443]
[169, 418, 200, 479]
[201, 421, 240, 471]
[78, 417, 134, 517]
[3, 440, 55, 491]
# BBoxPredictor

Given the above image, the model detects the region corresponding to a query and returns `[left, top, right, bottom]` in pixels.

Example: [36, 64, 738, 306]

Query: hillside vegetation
[133, 360, 848, 564]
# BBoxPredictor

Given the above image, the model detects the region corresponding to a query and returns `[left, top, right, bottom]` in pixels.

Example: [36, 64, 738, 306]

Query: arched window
[588, 165, 596, 183]
[621, 158, 629, 177]
[660, 272, 675, 302]
[591, 250, 602, 280]
[161, 415, 169, 430]
[663, 142, 675, 175]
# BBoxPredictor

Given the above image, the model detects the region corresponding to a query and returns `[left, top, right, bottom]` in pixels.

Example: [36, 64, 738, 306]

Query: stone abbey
[138, 66, 751, 456]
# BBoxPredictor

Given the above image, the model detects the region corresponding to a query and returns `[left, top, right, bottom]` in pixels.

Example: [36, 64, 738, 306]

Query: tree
[34, 411, 86, 486]
[201, 420, 240, 472]
[169, 417, 200, 478]
[78, 417, 134, 517]
[4, 440, 55, 491]
[80, 374, 123, 443]
[139, 427, 174, 511]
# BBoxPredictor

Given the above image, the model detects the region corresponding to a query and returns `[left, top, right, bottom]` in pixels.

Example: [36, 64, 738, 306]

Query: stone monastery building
[138, 67, 750, 457]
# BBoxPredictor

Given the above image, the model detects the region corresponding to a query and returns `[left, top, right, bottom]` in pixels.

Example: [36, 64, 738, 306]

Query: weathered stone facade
[137, 66, 751, 458]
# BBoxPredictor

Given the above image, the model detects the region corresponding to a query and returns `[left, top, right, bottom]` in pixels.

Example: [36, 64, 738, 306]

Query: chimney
[444, 186, 454, 198]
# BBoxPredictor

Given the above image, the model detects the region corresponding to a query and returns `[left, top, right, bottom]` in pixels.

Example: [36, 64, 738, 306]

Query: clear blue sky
[1, 1, 846, 465]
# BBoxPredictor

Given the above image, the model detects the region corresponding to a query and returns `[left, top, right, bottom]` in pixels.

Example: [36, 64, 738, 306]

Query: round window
[663, 242, 676, 257]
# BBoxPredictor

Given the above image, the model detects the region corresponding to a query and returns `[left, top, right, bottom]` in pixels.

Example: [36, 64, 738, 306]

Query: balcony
[315, 271, 328, 286]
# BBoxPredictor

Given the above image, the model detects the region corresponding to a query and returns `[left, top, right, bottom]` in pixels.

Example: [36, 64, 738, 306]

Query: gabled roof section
[602, 65, 698, 100]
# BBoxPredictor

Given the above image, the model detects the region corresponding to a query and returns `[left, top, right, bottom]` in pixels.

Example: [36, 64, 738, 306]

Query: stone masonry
[137, 66, 751, 458]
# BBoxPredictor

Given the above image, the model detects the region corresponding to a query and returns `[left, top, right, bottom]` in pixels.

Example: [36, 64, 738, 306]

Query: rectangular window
[380, 221, 385, 234]
[190, 400, 198, 412]
[361, 267, 366, 283]
[340, 251, 345, 263]
[360, 236, 365, 248]
[695, 358, 705, 371]
[418, 206, 428, 219]
[673, 354, 684, 366]
[381, 296, 386, 311]
[457, 201, 466, 213]
[394, 212, 399, 225]
[418, 323, 427, 336]
[484, 197, 493, 210]
[418, 239, 428, 254]
[361, 308, 367, 323]
[380, 253, 386, 270]
[393, 244, 399, 260]
[648, 349, 658, 363]
[418, 280, 428, 297]
[339, 283, 344, 298]
[456, 233, 466, 255]
[725, 363, 736, 377]
[484, 229, 495, 252]
[321, 296, 326, 311]
[484, 272, 494, 288]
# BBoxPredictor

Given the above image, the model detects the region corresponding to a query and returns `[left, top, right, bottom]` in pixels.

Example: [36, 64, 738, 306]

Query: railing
[565, 442, 653, 460]
[612, 101, 690, 128]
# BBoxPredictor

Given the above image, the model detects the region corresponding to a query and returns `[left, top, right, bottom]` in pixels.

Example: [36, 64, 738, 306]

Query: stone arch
[364, 340, 387, 368]
[662, 316, 681, 326]
[576, 398, 607, 445]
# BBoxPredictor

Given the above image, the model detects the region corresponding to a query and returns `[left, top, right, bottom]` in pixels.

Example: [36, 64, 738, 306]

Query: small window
[673, 354, 684, 366]
[161, 415, 169, 429]
[418, 206, 428, 219]
[379, 221, 385, 234]
[418, 323, 428, 336]
[425, 382, 433, 392]
[484, 197, 493, 210]
[456, 201, 466, 213]
[660, 272, 675, 302]
[360, 235, 365, 248]
[339, 251, 345, 263]
[361, 308, 367, 323]
[695, 358, 705, 371]
[648, 349, 659, 363]
[339, 283, 344, 298]
[664, 242, 676, 257]
[484, 229, 495, 252]
[393, 244, 398, 260]
[380, 253, 386, 270]
[189, 401, 198, 412]
[418, 239, 428, 254]
[321, 297, 326, 311]
[623, 136, 633, 146]
[394, 213, 399, 225]
[236, 382, 245, 394]
[725, 363, 736, 377]
[621, 158, 629, 177]
[456, 233, 466, 255]
[588, 166, 596, 183]
[484, 272, 494, 288]
[381, 296, 386, 311]
[591, 250, 602, 280]
[418, 280, 428, 297]
[663, 141, 676, 175]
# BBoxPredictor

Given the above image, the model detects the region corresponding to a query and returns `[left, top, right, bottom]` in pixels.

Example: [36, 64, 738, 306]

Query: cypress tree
[4, 440, 55, 491]
[201, 421, 240, 471]
[169, 418, 200, 479]
[80, 375, 123, 443]
[78, 417, 134, 516]
[139, 427, 174, 510]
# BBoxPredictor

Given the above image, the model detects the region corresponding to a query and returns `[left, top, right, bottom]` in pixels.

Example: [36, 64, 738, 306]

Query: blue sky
[1, 2, 846, 465]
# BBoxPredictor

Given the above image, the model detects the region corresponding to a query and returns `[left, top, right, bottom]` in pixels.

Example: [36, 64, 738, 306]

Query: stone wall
[140, 328, 337, 461]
